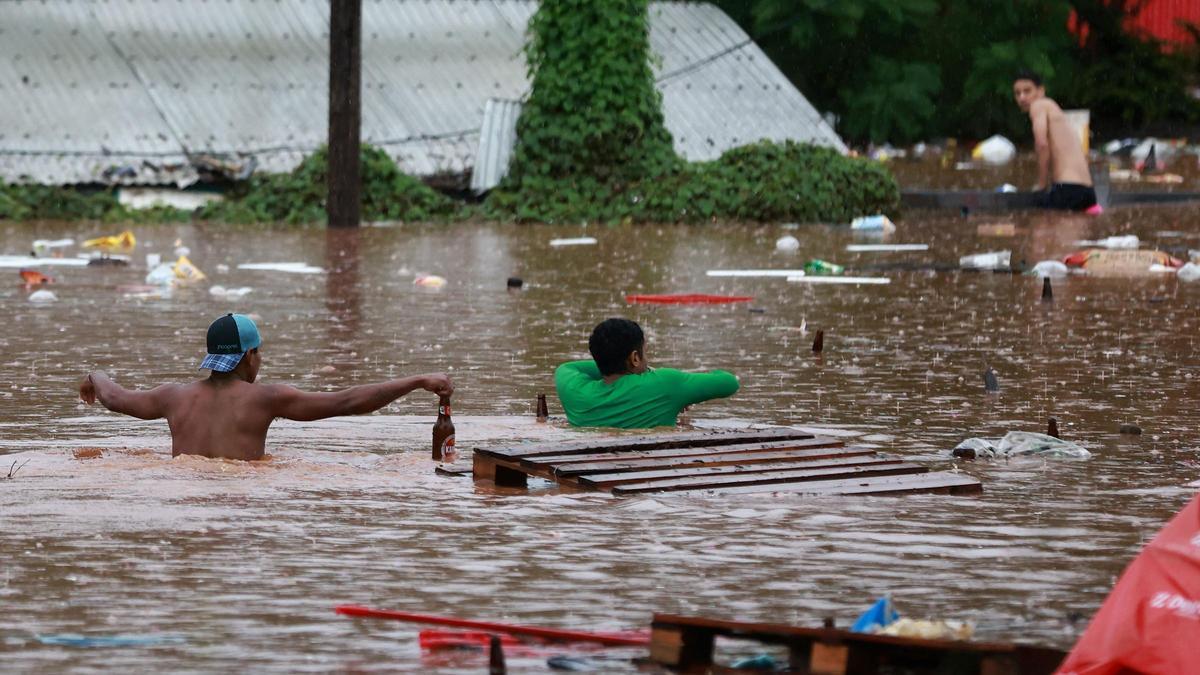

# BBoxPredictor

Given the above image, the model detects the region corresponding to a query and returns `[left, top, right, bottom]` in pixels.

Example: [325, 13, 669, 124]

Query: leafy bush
[0, 184, 190, 223]
[198, 145, 458, 224]
[488, 141, 898, 224]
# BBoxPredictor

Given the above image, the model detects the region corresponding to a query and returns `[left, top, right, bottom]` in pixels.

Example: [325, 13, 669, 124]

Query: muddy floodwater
[2, 206, 1199, 672]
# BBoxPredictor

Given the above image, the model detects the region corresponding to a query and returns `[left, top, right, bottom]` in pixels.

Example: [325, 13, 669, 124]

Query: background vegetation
[485, 0, 897, 223]
[716, 0, 1200, 144]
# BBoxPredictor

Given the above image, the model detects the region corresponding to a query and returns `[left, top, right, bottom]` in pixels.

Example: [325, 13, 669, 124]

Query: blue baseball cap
[198, 313, 262, 373]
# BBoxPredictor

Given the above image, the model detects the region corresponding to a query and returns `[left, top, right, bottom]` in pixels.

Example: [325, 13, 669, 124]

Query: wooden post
[327, 0, 362, 228]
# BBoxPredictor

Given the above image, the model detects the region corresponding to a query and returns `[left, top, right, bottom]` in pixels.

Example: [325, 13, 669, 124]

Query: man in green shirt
[555, 318, 739, 428]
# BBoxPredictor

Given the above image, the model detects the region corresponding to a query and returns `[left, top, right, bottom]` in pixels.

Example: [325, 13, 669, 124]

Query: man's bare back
[79, 314, 453, 461]
[1028, 97, 1091, 188]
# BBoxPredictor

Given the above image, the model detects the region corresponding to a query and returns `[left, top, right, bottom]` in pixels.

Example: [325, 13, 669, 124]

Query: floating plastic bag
[775, 235, 800, 252]
[173, 255, 206, 283]
[82, 230, 136, 253]
[145, 263, 176, 286]
[28, 289, 57, 303]
[145, 256, 206, 287]
[851, 596, 899, 633]
[959, 250, 1011, 271]
[971, 135, 1016, 165]
[1075, 235, 1140, 250]
[953, 431, 1091, 459]
[877, 618, 974, 641]
[1030, 260, 1069, 278]
[1177, 263, 1200, 282]
[849, 215, 896, 233]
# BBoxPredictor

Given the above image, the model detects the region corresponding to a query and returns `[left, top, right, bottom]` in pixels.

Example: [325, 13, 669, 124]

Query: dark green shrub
[198, 145, 458, 224]
[0, 183, 190, 223]
[488, 140, 898, 224]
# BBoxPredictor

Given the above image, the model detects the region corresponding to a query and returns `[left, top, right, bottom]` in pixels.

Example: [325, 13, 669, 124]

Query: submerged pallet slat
[485, 428, 818, 459]
[472, 429, 982, 497]
[649, 613, 1065, 674]
[699, 471, 983, 497]
[577, 456, 907, 488]
[529, 437, 843, 465]
[608, 462, 929, 495]
[554, 447, 875, 477]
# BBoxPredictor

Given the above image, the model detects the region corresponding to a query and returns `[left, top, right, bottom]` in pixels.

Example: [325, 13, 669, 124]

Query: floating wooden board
[649, 613, 1065, 674]
[472, 429, 981, 497]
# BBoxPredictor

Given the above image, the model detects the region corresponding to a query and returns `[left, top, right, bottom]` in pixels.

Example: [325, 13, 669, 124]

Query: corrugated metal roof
[470, 98, 522, 194]
[0, 0, 844, 186]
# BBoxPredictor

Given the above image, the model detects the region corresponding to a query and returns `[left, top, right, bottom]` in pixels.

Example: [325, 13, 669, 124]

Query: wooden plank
[578, 456, 905, 488]
[527, 437, 844, 466]
[648, 625, 714, 670]
[475, 428, 817, 460]
[554, 447, 875, 478]
[471, 453, 528, 488]
[698, 471, 982, 496]
[609, 462, 928, 495]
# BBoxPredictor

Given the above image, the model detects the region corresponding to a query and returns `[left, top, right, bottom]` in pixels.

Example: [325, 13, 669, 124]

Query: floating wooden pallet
[472, 429, 981, 496]
[649, 613, 1065, 674]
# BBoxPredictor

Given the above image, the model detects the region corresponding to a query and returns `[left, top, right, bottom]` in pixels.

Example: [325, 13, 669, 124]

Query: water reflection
[1, 209, 1199, 672]
[325, 227, 362, 359]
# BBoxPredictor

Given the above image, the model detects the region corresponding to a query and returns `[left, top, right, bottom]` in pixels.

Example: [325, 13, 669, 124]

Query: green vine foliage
[487, 0, 897, 223]
[501, 0, 679, 189]
[0, 183, 190, 223]
[197, 145, 458, 224]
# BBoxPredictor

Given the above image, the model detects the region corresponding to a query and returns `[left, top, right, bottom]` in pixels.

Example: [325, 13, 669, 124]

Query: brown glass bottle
[432, 395, 456, 461]
[536, 394, 548, 422]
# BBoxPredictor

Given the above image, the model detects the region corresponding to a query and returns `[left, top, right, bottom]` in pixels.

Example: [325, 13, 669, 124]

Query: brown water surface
[2, 208, 1199, 672]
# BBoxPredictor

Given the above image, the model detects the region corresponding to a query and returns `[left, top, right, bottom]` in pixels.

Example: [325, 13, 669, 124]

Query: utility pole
[327, 0, 362, 228]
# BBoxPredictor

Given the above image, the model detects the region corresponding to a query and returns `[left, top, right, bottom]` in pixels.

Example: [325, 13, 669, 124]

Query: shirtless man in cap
[79, 313, 453, 460]
[1013, 70, 1096, 211]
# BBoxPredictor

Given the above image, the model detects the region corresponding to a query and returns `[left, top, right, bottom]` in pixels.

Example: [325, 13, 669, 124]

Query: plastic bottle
[959, 250, 1012, 271]
[432, 395, 456, 461]
[849, 215, 896, 233]
[804, 259, 844, 275]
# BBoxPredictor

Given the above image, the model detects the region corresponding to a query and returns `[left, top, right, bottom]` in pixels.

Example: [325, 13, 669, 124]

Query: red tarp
[1057, 492, 1200, 675]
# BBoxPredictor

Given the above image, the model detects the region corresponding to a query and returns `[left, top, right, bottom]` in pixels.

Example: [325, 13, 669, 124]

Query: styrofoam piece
[706, 270, 808, 278]
[209, 285, 253, 298]
[845, 244, 929, 252]
[0, 255, 88, 268]
[787, 276, 890, 285]
[32, 238, 74, 250]
[549, 237, 598, 247]
[118, 187, 223, 211]
[237, 262, 323, 274]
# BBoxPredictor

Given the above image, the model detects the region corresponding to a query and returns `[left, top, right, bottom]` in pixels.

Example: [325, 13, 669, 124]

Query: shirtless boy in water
[1013, 70, 1096, 211]
[79, 313, 453, 461]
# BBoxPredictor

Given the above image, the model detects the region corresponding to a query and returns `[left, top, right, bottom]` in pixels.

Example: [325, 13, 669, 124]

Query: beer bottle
[536, 394, 548, 423]
[432, 395, 456, 461]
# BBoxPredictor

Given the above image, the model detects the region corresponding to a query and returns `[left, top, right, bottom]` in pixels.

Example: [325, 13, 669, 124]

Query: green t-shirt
[554, 360, 739, 429]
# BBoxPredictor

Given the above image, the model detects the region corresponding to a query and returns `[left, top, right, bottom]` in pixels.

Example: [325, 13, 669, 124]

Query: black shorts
[1040, 183, 1097, 211]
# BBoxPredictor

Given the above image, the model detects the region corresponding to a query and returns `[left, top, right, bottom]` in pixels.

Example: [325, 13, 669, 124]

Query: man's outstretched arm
[267, 373, 453, 422]
[79, 371, 176, 420]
